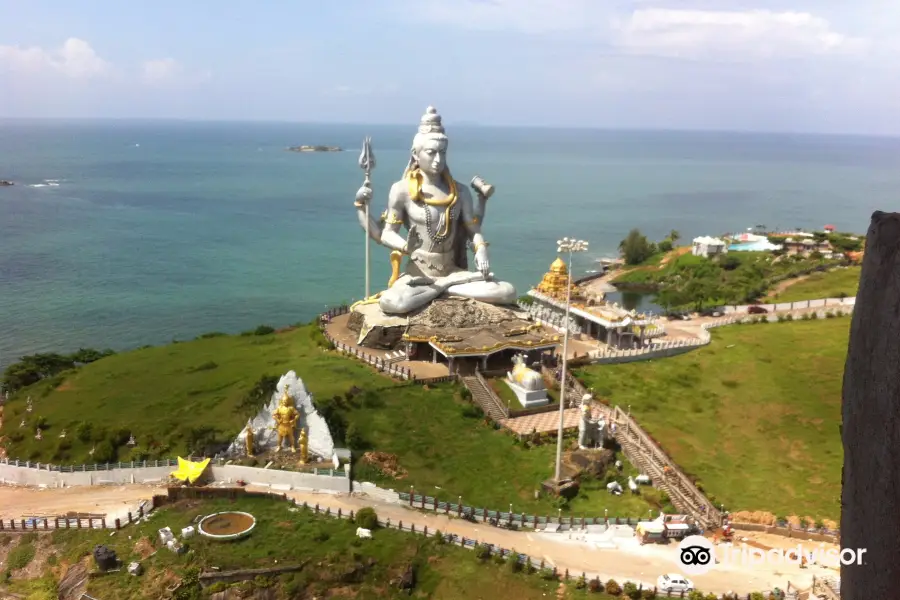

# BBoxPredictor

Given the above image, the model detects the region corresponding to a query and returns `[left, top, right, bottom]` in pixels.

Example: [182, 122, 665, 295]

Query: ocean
[1, 120, 898, 369]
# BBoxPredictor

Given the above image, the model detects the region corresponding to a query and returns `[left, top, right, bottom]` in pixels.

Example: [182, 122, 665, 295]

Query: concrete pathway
[502, 408, 581, 435]
[250, 486, 818, 596]
[0, 481, 820, 595]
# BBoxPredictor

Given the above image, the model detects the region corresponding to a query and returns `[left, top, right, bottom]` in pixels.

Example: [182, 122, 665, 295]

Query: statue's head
[409, 106, 448, 179]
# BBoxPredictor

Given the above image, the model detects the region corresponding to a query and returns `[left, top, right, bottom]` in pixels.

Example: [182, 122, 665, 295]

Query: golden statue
[244, 419, 255, 457]
[271, 386, 300, 453]
[298, 429, 309, 464]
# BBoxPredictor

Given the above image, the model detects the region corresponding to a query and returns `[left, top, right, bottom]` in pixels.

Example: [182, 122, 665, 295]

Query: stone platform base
[503, 379, 550, 409]
[346, 295, 559, 353]
[541, 477, 580, 499]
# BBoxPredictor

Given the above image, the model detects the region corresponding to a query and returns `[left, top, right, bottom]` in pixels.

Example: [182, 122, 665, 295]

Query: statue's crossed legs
[379, 271, 517, 315]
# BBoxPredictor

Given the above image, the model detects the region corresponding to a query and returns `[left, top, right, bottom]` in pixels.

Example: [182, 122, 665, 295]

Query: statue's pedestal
[348, 303, 408, 349]
[541, 477, 580, 499]
[503, 379, 550, 409]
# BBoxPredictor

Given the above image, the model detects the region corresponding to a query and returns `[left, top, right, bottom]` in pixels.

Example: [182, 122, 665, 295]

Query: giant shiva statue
[354, 106, 517, 315]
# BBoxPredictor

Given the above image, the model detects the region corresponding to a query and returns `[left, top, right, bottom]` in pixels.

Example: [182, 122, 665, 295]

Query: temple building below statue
[522, 259, 662, 350]
[346, 296, 559, 375]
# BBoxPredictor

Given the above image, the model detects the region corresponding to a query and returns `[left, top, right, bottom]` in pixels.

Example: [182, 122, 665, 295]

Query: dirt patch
[133, 536, 155, 560]
[731, 510, 776, 525]
[361, 452, 407, 480]
[55, 381, 76, 392]
[9, 533, 54, 580]
[0, 483, 160, 519]
[765, 275, 810, 299]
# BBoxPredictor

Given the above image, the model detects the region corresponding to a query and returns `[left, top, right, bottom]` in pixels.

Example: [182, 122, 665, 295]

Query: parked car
[747, 305, 769, 314]
[700, 308, 722, 317]
[657, 574, 694, 593]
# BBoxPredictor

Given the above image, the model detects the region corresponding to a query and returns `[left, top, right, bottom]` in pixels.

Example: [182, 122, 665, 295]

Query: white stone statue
[354, 106, 517, 314]
[506, 353, 544, 391]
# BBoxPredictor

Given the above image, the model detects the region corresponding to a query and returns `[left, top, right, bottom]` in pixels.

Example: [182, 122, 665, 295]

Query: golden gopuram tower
[535, 257, 575, 298]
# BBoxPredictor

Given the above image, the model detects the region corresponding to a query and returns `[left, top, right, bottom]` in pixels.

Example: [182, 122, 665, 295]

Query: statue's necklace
[406, 168, 458, 242]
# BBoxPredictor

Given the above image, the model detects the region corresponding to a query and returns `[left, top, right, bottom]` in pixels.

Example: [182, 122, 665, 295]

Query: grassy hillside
[768, 266, 860, 303]
[1, 326, 387, 464]
[2, 495, 611, 600]
[1, 328, 655, 517]
[577, 317, 849, 521]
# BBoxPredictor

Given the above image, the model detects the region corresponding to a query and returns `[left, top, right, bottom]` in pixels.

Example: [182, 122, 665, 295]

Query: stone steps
[461, 376, 507, 422]
[616, 436, 713, 527]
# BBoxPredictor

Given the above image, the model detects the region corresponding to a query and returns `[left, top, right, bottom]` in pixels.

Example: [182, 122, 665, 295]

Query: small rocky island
[287, 145, 342, 153]
[0, 180, 13, 186]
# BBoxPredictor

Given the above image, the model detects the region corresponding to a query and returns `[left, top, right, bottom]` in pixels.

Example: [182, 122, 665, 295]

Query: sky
[1, 0, 898, 134]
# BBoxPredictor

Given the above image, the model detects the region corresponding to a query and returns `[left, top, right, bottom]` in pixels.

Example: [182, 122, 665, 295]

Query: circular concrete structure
[197, 511, 257, 541]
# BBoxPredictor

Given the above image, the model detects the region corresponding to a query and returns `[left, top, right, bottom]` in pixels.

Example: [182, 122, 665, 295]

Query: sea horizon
[1, 120, 896, 370]
[3, 116, 898, 140]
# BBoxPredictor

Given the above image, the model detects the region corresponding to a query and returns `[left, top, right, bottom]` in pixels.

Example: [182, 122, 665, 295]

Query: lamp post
[554, 237, 589, 483]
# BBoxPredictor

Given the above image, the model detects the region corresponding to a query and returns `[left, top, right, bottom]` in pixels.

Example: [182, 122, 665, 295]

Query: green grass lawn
[1, 326, 389, 464]
[345, 382, 656, 517]
[576, 317, 849, 521]
[1, 327, 656, 518]
[768, 266, 860, 303]
[4, 496, 611, 600]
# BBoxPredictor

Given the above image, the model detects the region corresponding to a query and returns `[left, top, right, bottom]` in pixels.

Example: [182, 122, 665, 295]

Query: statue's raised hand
[475, 245, 490, 279]
[354, 185, 373, 207]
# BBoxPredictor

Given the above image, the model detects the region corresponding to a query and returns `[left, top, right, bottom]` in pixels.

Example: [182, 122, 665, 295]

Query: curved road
[0, 483, 822, 595]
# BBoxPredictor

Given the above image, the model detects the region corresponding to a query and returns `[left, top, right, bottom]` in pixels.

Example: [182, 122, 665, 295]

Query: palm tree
[668, 230, 680, 244]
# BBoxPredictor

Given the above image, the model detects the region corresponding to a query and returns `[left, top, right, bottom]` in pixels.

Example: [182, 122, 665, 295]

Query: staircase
[461, 374, 508, 422]
[611, 406, 721, 530]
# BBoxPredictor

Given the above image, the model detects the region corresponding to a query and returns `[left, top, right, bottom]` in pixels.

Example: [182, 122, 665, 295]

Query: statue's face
[413, 137, 448, 178]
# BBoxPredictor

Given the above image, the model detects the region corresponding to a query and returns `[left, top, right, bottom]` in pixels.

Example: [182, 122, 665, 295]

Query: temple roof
[401, 296, 560, 357]
[549, 257, 567, 274]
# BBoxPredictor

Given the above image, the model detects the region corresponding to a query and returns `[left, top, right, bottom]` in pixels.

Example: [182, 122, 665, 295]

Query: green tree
[668, 229, 681, 244]
[618, 229, 655, 265]
[683, 279, 719, 311]
[657, 239, 673, 253]
[654, 288, 686, 312]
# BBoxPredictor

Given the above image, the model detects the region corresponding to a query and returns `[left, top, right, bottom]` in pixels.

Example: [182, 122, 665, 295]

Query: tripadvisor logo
[675, 535, 867, 576]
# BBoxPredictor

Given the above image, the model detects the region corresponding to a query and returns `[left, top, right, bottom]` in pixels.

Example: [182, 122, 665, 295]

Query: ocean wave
[28, 179, 61, 188]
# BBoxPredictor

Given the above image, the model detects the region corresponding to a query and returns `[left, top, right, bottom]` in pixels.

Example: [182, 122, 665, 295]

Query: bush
[824, 310, 835, 319]
[642, 590, 657, 599]
[197, 331, 226, 339]
[784, 313, 794, 321]
[432, 529, 445, 545]
[623, 581, 640, 599]
[354, 507, 378, 530]
[687, 591, 705, 600]
[605, 579, 622, 595]
[474, 543, 492, 560]
[92, 440, 116, 464]
[345, 423, 366, 450]
[7, 542, 36, 570]
[461, 403, 483, 419]
[540, 567, 556, 580]
[506, 550, 522, 572]
[588, 578, 602, 593]
[574, 575, 587, 589]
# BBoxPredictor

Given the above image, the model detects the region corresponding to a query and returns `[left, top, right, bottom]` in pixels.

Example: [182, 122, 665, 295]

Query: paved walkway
[0, 482, 821, 595]
[502, 407, 581, 434]
[255, 486, 817, 595]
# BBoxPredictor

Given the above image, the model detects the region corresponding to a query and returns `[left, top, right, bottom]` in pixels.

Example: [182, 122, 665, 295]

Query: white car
[657, 574, 694, 593]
